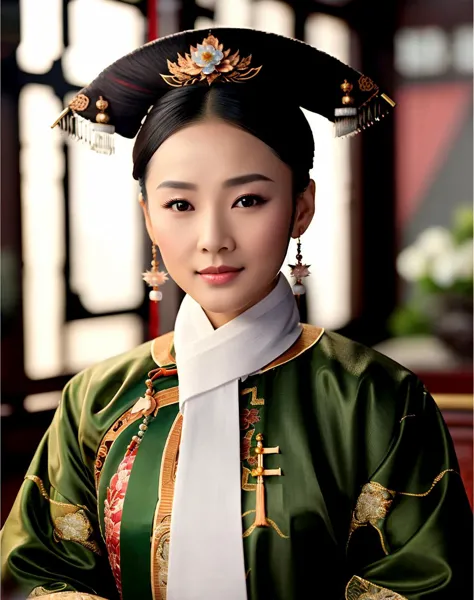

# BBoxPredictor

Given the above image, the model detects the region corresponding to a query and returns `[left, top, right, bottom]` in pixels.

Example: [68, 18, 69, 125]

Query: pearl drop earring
[142, 243, 168, 302]
[288, 236, 311, 298]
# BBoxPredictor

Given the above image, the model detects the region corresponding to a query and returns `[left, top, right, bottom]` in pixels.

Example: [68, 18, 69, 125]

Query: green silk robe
[1, 325, 472, 600]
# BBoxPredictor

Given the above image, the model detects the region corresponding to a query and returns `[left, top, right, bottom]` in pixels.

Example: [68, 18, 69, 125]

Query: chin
[197, 292, 251, 316]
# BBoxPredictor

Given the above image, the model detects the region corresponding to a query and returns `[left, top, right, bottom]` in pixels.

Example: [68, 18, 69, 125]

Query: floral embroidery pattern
[104, 447, 138, 598]
[53, 509, 101, 554]
[161, 34, 263, 87]
[348, 482, 395, 555]
[240, 408, 260, 430]
[350, 483, 394, 533]
[346, 575, 407, 600]
[241, 429, 258, 466]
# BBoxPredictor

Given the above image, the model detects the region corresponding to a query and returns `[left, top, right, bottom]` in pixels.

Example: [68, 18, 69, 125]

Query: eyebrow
[156, 173, 274, 191]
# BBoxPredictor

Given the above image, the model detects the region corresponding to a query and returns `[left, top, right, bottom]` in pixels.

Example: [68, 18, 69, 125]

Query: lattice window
[17, 0, 146, 394]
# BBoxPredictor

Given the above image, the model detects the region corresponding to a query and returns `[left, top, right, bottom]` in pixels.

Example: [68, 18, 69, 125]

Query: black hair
[132, 84, 314, 202]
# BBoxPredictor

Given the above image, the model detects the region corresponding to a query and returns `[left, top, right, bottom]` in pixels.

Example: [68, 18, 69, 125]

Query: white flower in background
[396, 245, 430, 281]
[431, 250, 459, 288]
[431, 240, 473, 288]
[416, 226, 454, 259]
[454, 239, 474, 279]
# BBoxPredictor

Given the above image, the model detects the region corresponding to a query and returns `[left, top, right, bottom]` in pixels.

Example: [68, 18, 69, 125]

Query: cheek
[150, 218, 189, 273]
[244, 204, 291, 257]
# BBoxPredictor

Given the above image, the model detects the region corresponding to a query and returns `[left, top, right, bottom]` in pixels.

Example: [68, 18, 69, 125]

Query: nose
[197, 208, 236, 254]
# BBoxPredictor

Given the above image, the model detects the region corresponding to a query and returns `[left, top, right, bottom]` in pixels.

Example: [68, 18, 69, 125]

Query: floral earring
[142, 243, 168, 339]
[142, 243, 168, 302]
[289, 236, 311, 297]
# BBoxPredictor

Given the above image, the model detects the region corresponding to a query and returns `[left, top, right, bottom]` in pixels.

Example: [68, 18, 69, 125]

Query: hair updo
[132, 84, 314, 200]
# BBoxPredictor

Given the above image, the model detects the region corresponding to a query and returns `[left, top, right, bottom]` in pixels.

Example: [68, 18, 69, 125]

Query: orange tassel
[254, 477, 268, 527]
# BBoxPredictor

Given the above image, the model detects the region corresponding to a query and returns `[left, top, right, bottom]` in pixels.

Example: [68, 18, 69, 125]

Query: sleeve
[345, 377, 473, 599]
[1, 377, 118, 600]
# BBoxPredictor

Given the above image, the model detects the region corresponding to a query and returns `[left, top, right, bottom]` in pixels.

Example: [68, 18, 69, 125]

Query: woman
[1, 27, 472, 600]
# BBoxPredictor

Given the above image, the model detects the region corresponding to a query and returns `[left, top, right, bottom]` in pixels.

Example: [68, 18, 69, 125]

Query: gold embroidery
[27, 593, 108, 600]
[345, 575, 407, 600]
[242, 467, 257, 491]
[25, 476, 88, 510]
[349, 470, 459, 555]
[151, 331, 176, 367]
[94, 386, 179, 492]
[366, 469, 459, 498]
[351, 483, 394, 527]
[241, 510, 289, 539]
[399, 414, 416, 422]
[28, 584, 68, 597]
[348, 483, 394, 555]
[257, 324, 325, 374]
[94, 410, 142, 491]
[151, 413, 183, 600]
[152, 515, 171, 599]
[25, 476, 101, 554]
[245, 568, 251, 579]
[151, 324, 325, 373]
[241, 387, 264, 406]
[242, 522, 257, 538]
[381, 469, 458, 497]
[53, 510, 100, 554]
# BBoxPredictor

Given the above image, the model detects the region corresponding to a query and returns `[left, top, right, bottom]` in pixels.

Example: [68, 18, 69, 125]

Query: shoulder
[259, 324, 415, 383]
[316, 329, 416, 384]
[265, 325, 424, 408]
[68, 337, 155, 391]
[60, 338, 159, 425]
[308, 328, 429, 420]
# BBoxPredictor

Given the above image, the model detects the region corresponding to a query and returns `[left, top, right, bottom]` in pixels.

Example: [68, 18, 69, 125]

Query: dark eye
[234, 195, 266, 208]
[163, 199, 193, 212]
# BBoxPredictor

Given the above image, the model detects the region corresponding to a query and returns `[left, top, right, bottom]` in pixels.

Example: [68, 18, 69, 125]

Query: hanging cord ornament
[288, 236, 310, 320]
[142, 243, 168, 338]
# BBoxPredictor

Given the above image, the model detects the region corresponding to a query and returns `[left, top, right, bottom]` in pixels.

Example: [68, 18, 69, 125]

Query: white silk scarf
[167, 273, 301, 599]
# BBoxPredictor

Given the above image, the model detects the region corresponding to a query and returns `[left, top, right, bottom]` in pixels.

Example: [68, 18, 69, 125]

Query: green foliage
[388, 303, 432, 337]
[452, 206, 474, 245]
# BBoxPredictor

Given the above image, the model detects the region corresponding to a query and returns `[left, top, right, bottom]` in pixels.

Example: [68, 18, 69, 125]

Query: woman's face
[143, 119, 314, 328]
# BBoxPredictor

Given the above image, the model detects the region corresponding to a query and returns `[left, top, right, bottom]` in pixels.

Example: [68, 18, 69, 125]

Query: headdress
[51, 27, 395, 159]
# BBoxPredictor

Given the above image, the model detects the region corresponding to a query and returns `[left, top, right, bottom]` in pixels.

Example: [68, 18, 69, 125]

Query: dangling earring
[288, 236, 311, 297]
[142, 243, 168, 302]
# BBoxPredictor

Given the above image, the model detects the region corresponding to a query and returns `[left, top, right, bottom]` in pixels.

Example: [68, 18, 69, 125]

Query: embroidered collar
[150, 324, 325, 373]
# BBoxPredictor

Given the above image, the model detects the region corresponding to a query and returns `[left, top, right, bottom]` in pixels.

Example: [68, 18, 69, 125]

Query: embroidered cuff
[345, 575, 407, 600]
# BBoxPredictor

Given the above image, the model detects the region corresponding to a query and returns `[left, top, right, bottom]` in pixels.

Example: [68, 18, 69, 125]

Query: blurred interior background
[1, 0, 473, 522]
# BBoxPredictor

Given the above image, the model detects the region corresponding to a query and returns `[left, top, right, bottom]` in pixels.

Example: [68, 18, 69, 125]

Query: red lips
[198, 266, 243, 274]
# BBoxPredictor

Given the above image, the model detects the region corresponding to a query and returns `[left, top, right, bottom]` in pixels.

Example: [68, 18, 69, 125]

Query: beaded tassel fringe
[335, 92, 396, 138]
[56, 110, 115, 155]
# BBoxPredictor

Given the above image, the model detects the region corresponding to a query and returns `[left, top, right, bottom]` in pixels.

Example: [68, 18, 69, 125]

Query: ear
[291, 179, 316, 238]
[139, 193, 156, 243]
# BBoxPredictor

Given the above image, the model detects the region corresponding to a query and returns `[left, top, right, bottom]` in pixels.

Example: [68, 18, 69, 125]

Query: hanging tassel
[149, 296, 160, 340]
[254, 477, 267, 527]
[51, 95, 116, 155]
[252, 434, 269, 527]
[143, 244, 168, 340]
[334, 82, 396, 138]
[54, 110, 115, 155]
[251, 433, 281, 528]
[294, 290, 308, 323]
